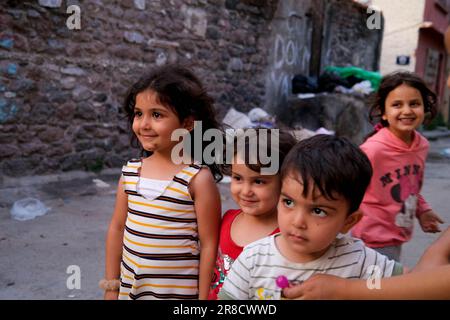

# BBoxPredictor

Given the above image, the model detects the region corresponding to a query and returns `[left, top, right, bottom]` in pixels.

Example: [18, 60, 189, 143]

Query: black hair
[123, 64, 222, 182]
[281, 134, 373, 214]
[366, 71, 437, 139]
[222, 128, 297, 176]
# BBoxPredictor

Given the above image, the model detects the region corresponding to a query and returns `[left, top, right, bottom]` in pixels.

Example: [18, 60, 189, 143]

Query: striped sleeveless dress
[119, 159, 202, 300]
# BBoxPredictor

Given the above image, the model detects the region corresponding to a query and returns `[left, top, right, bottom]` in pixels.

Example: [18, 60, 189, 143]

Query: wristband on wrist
[99, 279, 120, 291]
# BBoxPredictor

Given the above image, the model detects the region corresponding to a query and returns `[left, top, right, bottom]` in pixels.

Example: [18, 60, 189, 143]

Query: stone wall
[0, 0, 280, 177]
[0, 0, 382, 177]
[321, 0, 384, 72]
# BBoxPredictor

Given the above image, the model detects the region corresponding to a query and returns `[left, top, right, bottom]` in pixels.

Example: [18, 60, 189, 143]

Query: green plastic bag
[325, 66, 382, 90]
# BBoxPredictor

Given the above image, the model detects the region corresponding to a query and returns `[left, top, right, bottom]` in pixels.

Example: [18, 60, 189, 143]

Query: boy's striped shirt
[219, 234, 402, 300]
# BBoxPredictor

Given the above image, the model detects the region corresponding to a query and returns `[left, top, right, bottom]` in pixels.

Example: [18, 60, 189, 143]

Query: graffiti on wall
[265, 8, 312, 113]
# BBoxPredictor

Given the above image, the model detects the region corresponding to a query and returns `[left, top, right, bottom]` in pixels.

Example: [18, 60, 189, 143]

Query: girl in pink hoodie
[351, 71, 444, 261]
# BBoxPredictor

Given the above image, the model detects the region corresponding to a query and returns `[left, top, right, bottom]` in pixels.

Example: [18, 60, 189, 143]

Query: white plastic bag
[10, 198, 50, 221]
[222, 108, 252, 129]
[315, 127, 335, 135]
[248, 108, 270, 122]
[352, 80, 373, 95]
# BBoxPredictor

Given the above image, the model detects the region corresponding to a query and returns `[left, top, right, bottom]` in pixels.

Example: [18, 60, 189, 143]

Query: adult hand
[282, 274, 348, 300]
[419, 210, 444, 233]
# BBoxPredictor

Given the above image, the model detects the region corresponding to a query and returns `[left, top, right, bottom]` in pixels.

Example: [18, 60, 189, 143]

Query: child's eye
[231, 175, 241, 181]
[311, 208, 327, 218]
[152, 111, 162, 118]
[282, 198, 294, 208]
[254, 179, 265, 185]
[134, 111, 142, 117]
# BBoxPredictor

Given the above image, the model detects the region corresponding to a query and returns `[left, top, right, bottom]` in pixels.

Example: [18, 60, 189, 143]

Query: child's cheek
[230, 184, 240, 201]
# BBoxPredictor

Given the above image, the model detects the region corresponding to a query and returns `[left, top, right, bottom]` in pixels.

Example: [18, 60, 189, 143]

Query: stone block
[183, 7, 208, 38]
[0, 144, 19, 158]
[38, 127, 65, 143]
[38, 0, 62, 8]
[123, 31, 145, 44]
[60, 67, 86, 76]
[134, 0, 146, 10]
[72, 86, 93, 102]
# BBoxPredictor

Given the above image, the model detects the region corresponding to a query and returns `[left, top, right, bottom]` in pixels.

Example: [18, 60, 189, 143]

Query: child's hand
[419, 210, 444, 233]
[282, 274, 347, 300]
[104, 290, 119, 300]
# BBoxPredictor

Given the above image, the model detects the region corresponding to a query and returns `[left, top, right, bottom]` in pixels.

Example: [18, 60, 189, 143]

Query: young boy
[218, 134, 403, 300]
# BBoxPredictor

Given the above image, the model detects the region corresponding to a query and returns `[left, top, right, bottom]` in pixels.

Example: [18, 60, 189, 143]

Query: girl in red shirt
[208, 128, 296, 299]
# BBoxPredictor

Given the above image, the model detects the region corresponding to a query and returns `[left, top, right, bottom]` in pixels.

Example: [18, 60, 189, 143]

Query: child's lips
[141, 134, 158, 139]
[289, 233, 308, 242]
[398, 118, 416, 124]
[240, 198, 258, 206]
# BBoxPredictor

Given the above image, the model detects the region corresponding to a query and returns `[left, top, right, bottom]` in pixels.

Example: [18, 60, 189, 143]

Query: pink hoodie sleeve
[416, 193, 432, 217]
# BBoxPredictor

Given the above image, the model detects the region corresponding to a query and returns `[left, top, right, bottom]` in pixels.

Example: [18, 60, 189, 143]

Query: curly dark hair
[367, 71, 437, 137]
[122, 64, 222, 182]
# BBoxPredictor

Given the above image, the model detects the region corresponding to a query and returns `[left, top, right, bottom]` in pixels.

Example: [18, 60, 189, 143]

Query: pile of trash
[222, 107, 277, 129]
[222, 107, 334, 140]
[292, 66, 382, 98]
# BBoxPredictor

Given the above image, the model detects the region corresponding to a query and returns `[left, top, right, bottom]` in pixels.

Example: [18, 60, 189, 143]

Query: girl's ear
[183, 116, 195, 132]
[340, 210, 363, 234]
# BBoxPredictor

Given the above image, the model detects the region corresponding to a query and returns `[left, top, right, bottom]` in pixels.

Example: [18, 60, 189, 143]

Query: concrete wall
[0, 0, 278, 177]
[371, 0, 426, 74]
[263, 0, 313, 114]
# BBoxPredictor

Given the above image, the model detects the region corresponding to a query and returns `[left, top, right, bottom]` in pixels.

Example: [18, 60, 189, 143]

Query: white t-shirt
[219, 234, 402, 300]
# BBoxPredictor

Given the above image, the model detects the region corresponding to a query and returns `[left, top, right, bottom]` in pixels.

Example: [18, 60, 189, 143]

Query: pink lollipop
[276, 275, 289, 289]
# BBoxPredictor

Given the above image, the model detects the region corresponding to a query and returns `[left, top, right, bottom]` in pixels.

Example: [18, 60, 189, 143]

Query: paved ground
[0, 136, 449, 300]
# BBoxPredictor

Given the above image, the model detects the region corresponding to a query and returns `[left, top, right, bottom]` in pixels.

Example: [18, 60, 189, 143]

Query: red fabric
[208, 209, 279, 300]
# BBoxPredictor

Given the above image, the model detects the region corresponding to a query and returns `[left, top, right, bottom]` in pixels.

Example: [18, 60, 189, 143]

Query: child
[351, 71, 444, 261]
[102, 64, 222, 300]
[282, 226, 450, 299]
[208, 128, 297, 299]
[218, 135, 403, 300]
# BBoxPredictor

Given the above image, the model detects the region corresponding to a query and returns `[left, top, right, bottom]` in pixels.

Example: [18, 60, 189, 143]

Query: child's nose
[242, 183, 253, 196]
[292, 211, 307, 229]
[141, 115, 152, 129]
[403, 105, 414, 114]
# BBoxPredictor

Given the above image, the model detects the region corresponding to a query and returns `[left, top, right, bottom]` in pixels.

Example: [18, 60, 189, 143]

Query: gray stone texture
[1, 0, 382, 177]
